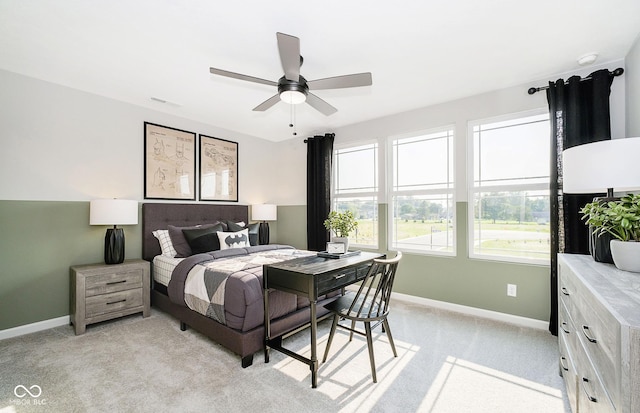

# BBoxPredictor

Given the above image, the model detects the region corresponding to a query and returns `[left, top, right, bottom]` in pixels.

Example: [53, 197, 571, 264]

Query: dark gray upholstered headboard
[142, 203, 248, 261]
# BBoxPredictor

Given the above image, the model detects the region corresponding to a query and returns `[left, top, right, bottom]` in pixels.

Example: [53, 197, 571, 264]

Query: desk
[263, 251, 384, 388]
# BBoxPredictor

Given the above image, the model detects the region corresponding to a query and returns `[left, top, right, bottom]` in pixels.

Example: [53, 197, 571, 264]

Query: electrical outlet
[507, 284, 517, 297]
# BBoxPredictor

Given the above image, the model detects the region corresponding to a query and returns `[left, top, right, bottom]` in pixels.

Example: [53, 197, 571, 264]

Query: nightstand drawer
[85, 288, 143, 318]
[85, 269, 143, 297]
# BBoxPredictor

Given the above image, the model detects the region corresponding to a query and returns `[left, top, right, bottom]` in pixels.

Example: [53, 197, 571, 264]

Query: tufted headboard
[142, 203, 248, 261]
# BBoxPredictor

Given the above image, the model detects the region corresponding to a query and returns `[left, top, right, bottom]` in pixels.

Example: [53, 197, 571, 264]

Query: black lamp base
[105, 227, 125, 265]
[258, 222, 270, 245]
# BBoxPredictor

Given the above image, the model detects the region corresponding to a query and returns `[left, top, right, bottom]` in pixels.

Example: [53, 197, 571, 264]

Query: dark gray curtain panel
[546, 69, 614, 335]
[306, 133, 334, 251]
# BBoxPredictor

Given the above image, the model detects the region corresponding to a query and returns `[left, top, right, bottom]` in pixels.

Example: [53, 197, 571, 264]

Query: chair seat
[324, 293, 386, 322]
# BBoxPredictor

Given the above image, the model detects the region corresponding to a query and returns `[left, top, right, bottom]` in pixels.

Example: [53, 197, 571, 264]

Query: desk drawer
[85, 269, 143, 297]
[317, 267, 358, 295]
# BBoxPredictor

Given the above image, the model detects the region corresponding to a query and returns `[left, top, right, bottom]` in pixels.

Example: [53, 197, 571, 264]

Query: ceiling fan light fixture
[279, 90, 306, 104]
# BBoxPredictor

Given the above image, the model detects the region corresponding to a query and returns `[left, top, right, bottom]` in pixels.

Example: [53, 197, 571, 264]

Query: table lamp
[90, 199, 138, 264]
[252, 204, 277, 245]
[563, 137, 640, 196]
[562, 137, 640, 262]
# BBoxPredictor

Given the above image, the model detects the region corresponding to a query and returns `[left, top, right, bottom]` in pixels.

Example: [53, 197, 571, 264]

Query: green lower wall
[0, 200, 550, 331]
[274, 202, 551, 322]
[0, 201, 142, 330]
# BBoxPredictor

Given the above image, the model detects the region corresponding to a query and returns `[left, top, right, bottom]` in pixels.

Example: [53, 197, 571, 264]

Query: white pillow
[217, 229, 250, 250]
[153, 229, 178, 257]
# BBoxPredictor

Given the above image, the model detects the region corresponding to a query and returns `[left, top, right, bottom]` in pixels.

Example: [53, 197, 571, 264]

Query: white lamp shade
[562, 137, 640, 193]
[252, 204, 277, 221]
[90, 199, 138, 225]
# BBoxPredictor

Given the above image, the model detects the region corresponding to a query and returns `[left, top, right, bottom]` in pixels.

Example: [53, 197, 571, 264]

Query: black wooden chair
[322, 251, 402, 383]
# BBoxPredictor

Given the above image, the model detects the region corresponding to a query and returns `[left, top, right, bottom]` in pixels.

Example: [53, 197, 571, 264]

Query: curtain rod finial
[528, 87, 538, 95]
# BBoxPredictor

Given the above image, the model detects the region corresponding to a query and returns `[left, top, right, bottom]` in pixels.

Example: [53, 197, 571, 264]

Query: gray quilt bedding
[167, 245, 317, 332]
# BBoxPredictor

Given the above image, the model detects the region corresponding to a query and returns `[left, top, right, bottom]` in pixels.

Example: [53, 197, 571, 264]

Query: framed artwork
[199, 135, 238, 202]
[144, 122, 196, 200]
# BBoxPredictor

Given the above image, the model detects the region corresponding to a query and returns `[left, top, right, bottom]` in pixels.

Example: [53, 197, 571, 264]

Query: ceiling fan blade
[253, 94, 281, 112]
[307, 72, 373, 90]
[306, 92, 338, 116]
[209, 67, 277, 87]
[276, 32, 300, 82]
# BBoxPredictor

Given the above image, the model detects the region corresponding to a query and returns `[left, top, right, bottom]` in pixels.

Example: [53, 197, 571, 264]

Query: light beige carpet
[0, 299, 570, 413]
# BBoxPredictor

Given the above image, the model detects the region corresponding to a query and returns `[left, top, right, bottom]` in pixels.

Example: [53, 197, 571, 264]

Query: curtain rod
[527, 67, 624, 95]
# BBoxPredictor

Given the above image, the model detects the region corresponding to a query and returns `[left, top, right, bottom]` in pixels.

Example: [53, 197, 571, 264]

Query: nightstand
[70, 259, 150, 335]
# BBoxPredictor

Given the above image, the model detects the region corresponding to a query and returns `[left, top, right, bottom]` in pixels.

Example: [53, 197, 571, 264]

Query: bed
[142, 202, 338, 368]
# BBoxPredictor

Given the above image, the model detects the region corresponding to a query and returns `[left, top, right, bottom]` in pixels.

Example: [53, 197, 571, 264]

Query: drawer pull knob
[581, 377, 598, 403]
[333, 273, 347, 280]
[582, 325, 597, 343]
[559, 356, 569, 372]
[560, 287, 570, 296]
[560, 322, 570, 334]
[106, 280, 127, 285]
[106, 299, 126, 305]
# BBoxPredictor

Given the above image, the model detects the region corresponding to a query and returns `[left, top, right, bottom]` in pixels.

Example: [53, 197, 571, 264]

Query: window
[332, 143, 378, 247]
[389, 128, 455, 254]
[469, 112, 550, 263]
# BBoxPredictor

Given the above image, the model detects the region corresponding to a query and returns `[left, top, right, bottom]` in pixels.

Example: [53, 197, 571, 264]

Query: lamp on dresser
[562, 137, 640, 264]
[90, 199, 138, 265]
[251, 204, 277, 245]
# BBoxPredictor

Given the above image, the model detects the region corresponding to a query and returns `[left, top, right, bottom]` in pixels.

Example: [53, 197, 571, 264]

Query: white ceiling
[1, 1, 640, 142]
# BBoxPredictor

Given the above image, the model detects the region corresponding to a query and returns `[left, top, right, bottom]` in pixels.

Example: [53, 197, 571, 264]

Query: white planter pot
[331, 236, 350, 252]
[610, 240, 640, 273]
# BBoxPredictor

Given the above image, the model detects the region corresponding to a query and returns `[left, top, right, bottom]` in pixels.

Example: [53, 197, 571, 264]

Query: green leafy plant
[323, 210, 358, 238]
[580, 193, 640, 242]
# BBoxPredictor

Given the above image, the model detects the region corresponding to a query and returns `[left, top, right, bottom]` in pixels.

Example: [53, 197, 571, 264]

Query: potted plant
[580, 193, 640, 272]
[323, 210, 358, 251]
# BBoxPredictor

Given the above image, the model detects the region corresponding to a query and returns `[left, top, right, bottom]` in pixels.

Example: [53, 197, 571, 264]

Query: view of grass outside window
[470, 112, 551, 263]
[390, 128, 455, 254]
[332, 143, 378, 247]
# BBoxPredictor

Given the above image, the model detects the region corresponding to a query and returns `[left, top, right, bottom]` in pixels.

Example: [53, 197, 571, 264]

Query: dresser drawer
[85, 288, 143, 318]
[559, 263, 619, 405]
[85, 269, 143, 297]
[559, 329, 579, 413]
[573, 336, 616, 413]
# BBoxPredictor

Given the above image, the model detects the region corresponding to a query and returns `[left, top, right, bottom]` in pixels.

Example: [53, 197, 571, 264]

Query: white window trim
[331, 140, 380, 249]
[386, 126, 456, 257]
[467, 108, 550, 265]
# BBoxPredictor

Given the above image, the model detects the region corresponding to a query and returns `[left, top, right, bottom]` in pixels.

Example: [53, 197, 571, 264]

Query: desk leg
[310, 300, 318, 388]
[264, 287, 270, 363]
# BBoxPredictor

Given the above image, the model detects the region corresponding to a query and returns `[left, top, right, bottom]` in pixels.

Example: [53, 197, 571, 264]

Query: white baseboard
[346, 285, 549, 330]
[1, 290, 549, 341]
[391, 291, 549, 330]
[0, 315, 70, 340]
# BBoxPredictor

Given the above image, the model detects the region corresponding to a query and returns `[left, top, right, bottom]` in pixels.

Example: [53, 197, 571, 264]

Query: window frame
[387, 125, 456, 256]
[330, 140, 380, 249]
[467, 109, 551, 265]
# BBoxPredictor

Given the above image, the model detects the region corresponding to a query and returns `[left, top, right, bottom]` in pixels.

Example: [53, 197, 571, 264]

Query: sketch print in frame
[144, 122, 196, 200]
[199, 135, 238, 202]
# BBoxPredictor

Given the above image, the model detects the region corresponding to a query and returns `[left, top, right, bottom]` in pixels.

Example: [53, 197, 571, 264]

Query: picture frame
[144, 122, 196, 200]
[199, 134, 238, 202]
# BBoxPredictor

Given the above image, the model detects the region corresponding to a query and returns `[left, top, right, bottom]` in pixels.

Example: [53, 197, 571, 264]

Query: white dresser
[558, 254, 640, 413]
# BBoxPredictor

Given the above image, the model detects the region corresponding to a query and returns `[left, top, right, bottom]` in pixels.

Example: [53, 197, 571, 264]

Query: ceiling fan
[209, 32, 372, 116]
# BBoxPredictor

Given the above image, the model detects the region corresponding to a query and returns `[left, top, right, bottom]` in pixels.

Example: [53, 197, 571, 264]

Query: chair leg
[322, 314, 340, 363]
[382, 318, 398, 357]
[349, 319, 356, 342]
[364, 321, 377, 383]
